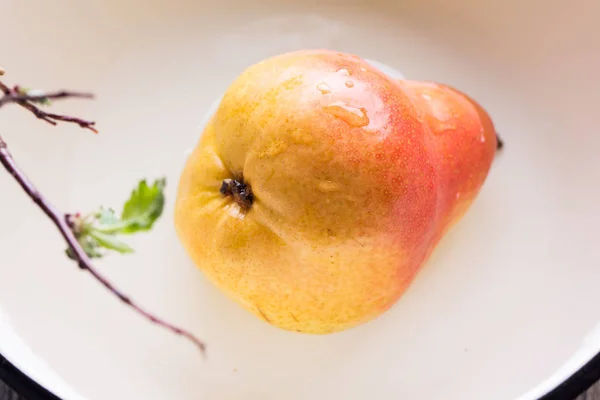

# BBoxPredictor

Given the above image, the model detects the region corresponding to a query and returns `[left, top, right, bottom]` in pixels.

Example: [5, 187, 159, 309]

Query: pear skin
[174, 49, 498, 334]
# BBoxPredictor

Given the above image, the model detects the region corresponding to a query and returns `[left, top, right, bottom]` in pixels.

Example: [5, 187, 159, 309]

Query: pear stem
[496, 133, 504, 150]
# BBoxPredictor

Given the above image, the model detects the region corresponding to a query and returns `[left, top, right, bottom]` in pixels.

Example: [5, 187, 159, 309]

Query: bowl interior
[1, 0, 599, 399]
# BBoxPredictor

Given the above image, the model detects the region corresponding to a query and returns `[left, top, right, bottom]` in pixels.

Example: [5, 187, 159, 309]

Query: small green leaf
[92, 178, 166, 235]
[64, 177, 166, 262]
[65, 241, 103, 260]
[119, 178, 166, 234]
[96, 207, 119, 225]
[16, 87, 52, 105]
[65, 247, 77, 261]
[15, 86, 30, 95]
[89, 230, 134, 254]
[78, 235, 103, 259]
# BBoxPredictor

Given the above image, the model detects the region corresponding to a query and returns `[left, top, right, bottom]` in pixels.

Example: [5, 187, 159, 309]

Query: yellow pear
[174, 49, 498, 334]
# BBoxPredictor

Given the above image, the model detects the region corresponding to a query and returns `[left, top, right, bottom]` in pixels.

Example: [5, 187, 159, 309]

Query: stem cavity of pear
[220, 177, 254, 211]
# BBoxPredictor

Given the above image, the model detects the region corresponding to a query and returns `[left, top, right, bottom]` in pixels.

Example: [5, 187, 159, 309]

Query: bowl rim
[1, 348, 599, 400]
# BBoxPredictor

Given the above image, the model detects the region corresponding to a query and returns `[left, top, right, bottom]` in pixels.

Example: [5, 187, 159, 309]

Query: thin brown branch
[31, 110, 98, 133]
[0, 89, 94, 107]
[0, 80, 97, 133]
[0, 75, 206, 355]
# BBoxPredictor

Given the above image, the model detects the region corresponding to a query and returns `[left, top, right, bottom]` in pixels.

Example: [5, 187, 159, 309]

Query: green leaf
[96, 207, 119, 225]
[65, 247, 77, 261]
[16, 87, 52, 106]
[92, 178, 167, 235]
[67, 235, 103, 259]
[15, 86, 30, 95]
[89, 230, 134, 254]
[64, 177, 166, 261]
[119, 177, 166, 234]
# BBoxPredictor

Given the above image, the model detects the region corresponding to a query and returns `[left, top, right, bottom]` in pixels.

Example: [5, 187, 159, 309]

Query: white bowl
[1, 0, 599, 399]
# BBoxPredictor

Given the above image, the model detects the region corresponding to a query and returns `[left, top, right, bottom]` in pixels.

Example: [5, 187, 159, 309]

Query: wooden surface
[0, 380, 22, 400]
[1, 375, 599, 399]
[578, 383, 600, 400]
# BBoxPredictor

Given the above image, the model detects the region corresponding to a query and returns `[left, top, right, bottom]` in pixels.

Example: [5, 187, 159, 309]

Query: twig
[0, 76, 206, 355]
[0, 81, 98, 133]
[0, 90, 94, 107]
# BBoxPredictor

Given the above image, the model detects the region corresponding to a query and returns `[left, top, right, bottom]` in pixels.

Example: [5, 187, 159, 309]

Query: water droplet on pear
[324, 101, 369, 128]
[317, 82, 332, 95]
[337, 68, 351, 76]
